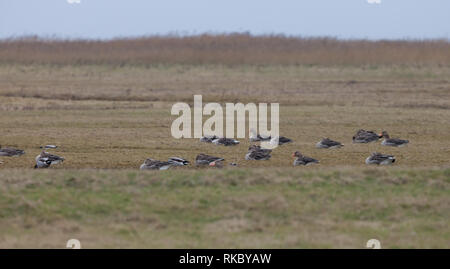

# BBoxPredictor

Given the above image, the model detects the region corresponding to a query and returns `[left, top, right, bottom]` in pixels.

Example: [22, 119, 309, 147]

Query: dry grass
[0, 65, 448, 169]
[1, 35, 449, 66]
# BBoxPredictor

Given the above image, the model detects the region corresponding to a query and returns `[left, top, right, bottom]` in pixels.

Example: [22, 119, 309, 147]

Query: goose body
[195, 154, 224, 167]
[316, 138, 343, 149]
[245, 145, 272, 160]
[380, 131, 409, 147]
[0, 145, 25, 157]
[40, 145, 58, 149]
[365, 152, 395, 165]
[352, 129, 381, 143]
[292, 151, 319, 166]
[140, 158, 172, 170]
[212, 137, 240, 146]
[35, 151, 64, 168]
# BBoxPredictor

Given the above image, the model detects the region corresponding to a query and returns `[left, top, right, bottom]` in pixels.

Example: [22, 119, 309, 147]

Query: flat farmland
[0, 36, 449, 248]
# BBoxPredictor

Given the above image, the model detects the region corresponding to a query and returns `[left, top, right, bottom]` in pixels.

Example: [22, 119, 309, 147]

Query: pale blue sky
[1, 0, 449, 40]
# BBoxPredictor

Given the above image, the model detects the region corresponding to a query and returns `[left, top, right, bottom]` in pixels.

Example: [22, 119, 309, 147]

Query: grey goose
[352, 129, 381, 143]
[365, 152, 396, 165]
[316, 138, 343, 149]
[0, 145, 25, 157]
[40, 145, 58, 149]
[380, 131, 409, 147]
[212, 137, 240, 146]
[292, 151, 319, 166]
[245, 145, 272, 160]
[140, 158, 173, 170]
[35, 151, 64, 168]
[195, 154, 224, 167]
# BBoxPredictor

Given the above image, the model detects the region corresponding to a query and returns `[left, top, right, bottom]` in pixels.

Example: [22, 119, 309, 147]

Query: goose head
[292, 151, 303, 158]
[144, 158, 156, 165]
[379, 131, 389, 139]
[248, 145, 260, 151]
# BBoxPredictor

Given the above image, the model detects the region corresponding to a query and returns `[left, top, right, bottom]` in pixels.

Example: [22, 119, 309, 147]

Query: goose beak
[209, 162, 216, 167]
[292, 153, 296, 157]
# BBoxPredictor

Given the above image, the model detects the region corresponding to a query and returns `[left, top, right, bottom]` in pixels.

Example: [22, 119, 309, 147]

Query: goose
[365, 152, 395, 165]
[168, 157, 190, 166]
[40, 145, 58, 149]
[245, 145, 272, 160]
[0, 145, 25, 157]
[379, 131, 409, 147]
[249, 128, 271, 142]
[352, 129, 381, 143]
[292, 151, 319, 166]
[212, 137, 240, 146]
[35, 151, 64, 168]
[200, 135, 219, 143]
[270, 136, 293, 146]
[195, 154, 224, 167]
[316, 138, 343, 149]
[140, 158, 173, 170]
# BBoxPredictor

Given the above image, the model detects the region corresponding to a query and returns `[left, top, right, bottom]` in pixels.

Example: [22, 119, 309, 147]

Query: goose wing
[196, 154, 224, 164]
[39, 152, 64, 163]
[386, 138, 409, 145]
[370, 153, 394, 162]
[168, 157, 189, 166]
[303, 156, 319, 164]
[319, 138, 342, 147]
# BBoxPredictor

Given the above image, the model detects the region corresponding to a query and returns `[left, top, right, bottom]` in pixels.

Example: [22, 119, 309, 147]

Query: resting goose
[140, 158, 173, 170]
[365, 152, 396, 165]
[380, 131, 409, 147]
[245, 145, 272, 160]
[35, 151, 64, 168]
[316, 138, 343, 149]
[195, 154, 224, 167]
[40, 145, 58, 149]
[0, 145, 25, 157]
[249, 129, 271, 142]
[292, 151, 319, 166]
[352, 129, 381, 143]
[270, 136, 293, 146]
[168, 157, 190, 166]
[212, 137, 240, 146]
[200, 135, 219, 143]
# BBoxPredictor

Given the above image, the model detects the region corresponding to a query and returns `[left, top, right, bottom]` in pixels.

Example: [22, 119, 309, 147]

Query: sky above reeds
[1, 0, 449, 40]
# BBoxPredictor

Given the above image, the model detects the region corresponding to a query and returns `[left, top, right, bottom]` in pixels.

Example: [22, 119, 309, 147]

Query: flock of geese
[0, 129, 408, 170]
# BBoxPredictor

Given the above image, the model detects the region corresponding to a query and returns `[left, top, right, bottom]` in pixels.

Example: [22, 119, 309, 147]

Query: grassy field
[0, 168, 448, 248]
[0, 36, 449, 248]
